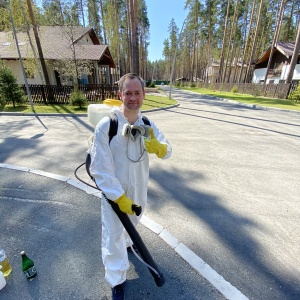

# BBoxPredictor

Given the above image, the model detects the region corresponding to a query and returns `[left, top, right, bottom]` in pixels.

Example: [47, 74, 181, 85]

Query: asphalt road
[1, 87, 300, 300]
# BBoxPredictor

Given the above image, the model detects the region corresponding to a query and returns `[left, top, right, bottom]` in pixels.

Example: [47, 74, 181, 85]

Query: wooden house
[252, 42, 300, 84]
[0, 26, 116, 85]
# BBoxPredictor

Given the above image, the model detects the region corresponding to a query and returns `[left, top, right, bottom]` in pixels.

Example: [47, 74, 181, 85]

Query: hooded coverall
[90, 106, 172, 287]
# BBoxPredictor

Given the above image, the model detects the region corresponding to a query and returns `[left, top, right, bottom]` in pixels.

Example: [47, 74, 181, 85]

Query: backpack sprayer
[74, 101, 165, 287]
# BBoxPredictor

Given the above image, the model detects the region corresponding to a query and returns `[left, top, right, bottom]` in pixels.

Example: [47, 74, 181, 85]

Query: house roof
[0, 26, 115, 68]
[254, 42, 297, 64]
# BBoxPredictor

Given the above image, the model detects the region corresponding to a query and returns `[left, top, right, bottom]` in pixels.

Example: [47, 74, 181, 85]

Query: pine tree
[0, 63, 26, 108]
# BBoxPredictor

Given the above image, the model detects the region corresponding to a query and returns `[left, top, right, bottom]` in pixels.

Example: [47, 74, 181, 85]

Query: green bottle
[20, 251, 37, 279]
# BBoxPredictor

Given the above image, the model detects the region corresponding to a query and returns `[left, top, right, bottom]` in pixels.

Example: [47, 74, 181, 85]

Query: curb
[0, 103, 180, 117]
[220, 97, 300, 114]
[1, 163, 248, 300]
[180, 89, 300, 115]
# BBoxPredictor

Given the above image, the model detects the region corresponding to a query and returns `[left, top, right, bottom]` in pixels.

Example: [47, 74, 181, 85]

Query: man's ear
[118, 91, 122, 99]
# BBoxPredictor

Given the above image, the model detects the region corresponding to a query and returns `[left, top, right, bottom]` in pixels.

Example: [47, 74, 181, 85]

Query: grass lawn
[1, 87, 299, 113]
[0, 93, 177, 114]
[180, 86, 300, 112]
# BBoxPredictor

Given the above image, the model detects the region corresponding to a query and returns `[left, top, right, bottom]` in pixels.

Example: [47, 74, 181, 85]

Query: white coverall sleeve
[89, 117, 124, 201]
[149, 120, 172, 159]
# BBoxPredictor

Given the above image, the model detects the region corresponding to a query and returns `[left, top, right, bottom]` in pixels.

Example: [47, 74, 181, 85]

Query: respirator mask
[122, 124, 151, 141]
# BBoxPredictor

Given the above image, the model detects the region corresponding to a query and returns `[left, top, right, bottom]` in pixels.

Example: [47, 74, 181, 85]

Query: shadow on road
[148, 165, 300, 300]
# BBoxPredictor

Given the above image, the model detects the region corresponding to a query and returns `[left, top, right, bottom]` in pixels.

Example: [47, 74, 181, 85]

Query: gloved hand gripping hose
[74, 162, 165, 287]
[114, 193, 142, 215]
[107, 197, 165, 287]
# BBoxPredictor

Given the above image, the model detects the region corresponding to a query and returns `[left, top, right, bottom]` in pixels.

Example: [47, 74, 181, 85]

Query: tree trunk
[237, 0, 257, 83]
[285, 25, 300, 83]
[20, 0, 45, 85]
[222, 0, 239, 83]
[26, 0, 52, 100]
[244, 0, 264, 82]
[99, 0, 107, 44]
[218, 0, 231, 83]
[128, 0, 139, 74]
[263, 0, 286, 92]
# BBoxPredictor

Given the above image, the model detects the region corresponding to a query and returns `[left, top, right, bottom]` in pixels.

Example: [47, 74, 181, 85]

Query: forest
[0, 0, 299, 84]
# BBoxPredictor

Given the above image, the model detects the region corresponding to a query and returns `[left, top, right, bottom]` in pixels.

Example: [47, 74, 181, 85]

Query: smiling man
[118, 73, 145, 119]
[90, 73, 172, 300]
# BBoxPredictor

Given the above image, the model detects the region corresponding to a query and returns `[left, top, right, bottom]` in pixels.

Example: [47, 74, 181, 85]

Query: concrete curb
[0, 103, 180, 117]
[0, 163, 248, 300]
[180, 89, 300, 115]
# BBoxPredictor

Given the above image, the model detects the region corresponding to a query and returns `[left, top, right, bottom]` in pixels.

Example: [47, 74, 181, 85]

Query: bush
[148, 81, 156, 88]
[231, 85, 238, 94]
[189, 82, 196, 88]
[174, 81, 181, 87]
[70, 90, 87, 108]
[289, 84, 300, 102]
[0, 63, 26, 107]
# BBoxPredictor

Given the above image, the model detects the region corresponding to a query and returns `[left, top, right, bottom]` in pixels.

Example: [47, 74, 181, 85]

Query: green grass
[0, 104, 88, 114]
[0, 93, 177, 114]
[142, 93, 177, 110]
[180, 86, 300, 112]
[2, 87, 299, 113]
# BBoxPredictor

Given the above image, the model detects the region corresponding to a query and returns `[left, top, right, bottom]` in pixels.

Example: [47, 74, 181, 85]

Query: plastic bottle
[20, 251, 37, 279]
[0, 266, 6, 290]
[0, 249, 12, 277]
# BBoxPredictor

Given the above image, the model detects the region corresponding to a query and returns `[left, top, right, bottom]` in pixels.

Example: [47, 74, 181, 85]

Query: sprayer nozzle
[155, 273, 165, 287]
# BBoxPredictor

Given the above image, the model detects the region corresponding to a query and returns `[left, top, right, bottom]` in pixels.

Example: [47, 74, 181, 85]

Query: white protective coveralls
[89, 106, 172, 288]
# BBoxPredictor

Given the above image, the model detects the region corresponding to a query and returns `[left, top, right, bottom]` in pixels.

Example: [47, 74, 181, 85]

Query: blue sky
[145, 1, 188, 62]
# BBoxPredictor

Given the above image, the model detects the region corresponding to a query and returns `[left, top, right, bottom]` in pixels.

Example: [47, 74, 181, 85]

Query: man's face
[118, 78, 145, 112]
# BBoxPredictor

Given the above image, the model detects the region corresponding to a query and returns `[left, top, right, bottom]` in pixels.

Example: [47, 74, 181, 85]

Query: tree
[237, 0, 257, 83]
[244, 0, 264, 82]
[128, 0, 139, 73]
[263, 0, 286, 90]
[52, 26, 94, 87]
[2, 0, 300, 84]
[185, 0, 203, 81]
[40, 0, 65, 25]
[0, 63, 26, 108]
[87, 0, 102, 42]
[26, 0, 51, 91]
[167, 18, 179, 79]
[222, 0, 240, 83]
[138, 0, 150, 79]
[218, 0, 231, 82]
[285, 25, 300, 84]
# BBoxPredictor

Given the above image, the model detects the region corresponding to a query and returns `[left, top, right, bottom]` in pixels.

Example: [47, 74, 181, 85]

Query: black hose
[74, 162, 165, 287]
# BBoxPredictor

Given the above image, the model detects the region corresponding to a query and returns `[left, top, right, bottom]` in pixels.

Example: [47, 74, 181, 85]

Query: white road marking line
[1, 163, 249, 300]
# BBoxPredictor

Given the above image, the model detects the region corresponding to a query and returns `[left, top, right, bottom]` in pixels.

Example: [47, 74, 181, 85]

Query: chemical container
[88, 99, 122, 127]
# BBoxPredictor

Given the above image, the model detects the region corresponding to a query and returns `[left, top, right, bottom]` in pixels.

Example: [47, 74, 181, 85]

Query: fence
[18, 82, 299, 105]
[193, 82, 298, 99]
[20, 84, 119, 104]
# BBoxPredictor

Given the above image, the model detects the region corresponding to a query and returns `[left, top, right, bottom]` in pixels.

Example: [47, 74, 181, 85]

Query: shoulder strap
[142, 115, 150, 126]
[85, 114, 118, 179]
[108, 114, 150, 144]
[108, 114, 118, 144]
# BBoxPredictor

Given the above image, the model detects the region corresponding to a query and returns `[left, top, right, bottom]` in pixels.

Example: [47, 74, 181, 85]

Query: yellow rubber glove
[144, 128, 167, 158]
[114, 194, 135, 215]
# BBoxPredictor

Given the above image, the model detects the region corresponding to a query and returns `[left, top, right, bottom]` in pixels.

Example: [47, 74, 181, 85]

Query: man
[90, 73, 172, 300]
